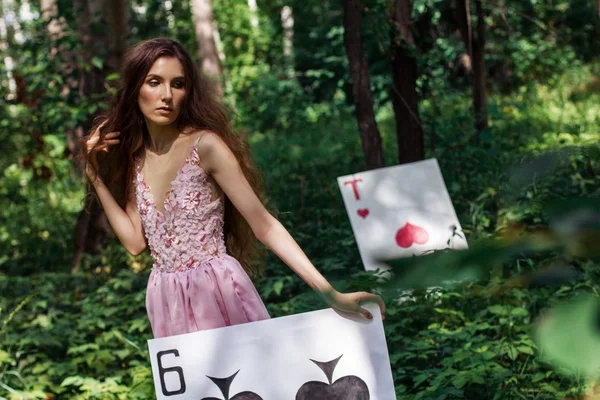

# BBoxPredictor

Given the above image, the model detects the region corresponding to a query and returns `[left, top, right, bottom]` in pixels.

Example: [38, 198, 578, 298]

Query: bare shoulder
[193, 131, 233, 172]
[194, 131, 231, 156]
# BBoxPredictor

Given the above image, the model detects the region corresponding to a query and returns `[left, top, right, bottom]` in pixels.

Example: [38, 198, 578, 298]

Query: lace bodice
[134, 141, 226, 273]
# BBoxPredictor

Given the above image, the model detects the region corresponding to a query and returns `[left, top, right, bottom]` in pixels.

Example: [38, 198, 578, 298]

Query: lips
[156, 107, 173, 115]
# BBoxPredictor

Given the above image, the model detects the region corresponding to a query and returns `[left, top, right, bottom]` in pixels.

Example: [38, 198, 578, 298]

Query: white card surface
[148, 303, 395, 400]
[337, 159, 468, 271]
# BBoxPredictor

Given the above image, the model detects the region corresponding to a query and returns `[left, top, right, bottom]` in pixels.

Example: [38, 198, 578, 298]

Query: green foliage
[0, 260, 155, 398]
[1, 0, 599, 398]
[2, 57, 600, 398]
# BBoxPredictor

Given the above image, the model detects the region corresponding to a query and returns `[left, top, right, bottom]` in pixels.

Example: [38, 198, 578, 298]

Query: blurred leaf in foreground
[547, 197, 600, 259]
[375, 194, 598, 291]
[377, 236, 554, 290]
[535, 294, 600, 377]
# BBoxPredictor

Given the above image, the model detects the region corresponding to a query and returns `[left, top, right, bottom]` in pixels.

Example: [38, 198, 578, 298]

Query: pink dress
[134, 137, 270, 338]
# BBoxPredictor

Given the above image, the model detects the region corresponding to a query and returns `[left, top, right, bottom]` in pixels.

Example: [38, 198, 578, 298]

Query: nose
[161, 85, 172, 102]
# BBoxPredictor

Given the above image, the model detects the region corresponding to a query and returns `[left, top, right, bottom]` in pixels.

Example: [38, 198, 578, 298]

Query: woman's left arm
[196, 132, 385, 321]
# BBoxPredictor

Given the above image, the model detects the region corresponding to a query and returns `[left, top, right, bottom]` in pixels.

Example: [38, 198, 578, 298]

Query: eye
[148, 81, 159, 86]
[173, 81, 185, 89]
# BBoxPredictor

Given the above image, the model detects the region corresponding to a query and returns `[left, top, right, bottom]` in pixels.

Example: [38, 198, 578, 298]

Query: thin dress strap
[188, 135, 204, 165]
[192, 134, 203, 147]
[133, 156, 141, 181]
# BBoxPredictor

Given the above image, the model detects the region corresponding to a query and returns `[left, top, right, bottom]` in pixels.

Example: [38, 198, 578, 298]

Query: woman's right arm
[86, 125, 147, 256]
[89, 176, 147, 255]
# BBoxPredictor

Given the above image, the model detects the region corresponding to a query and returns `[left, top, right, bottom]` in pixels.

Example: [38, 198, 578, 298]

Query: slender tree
[212, 21, 234, 102]
[0, 0, 16, 100]
[389, 0, 424, 164]
[454, 0, 488, 135]
[342, 0, 385, 170]
[72, 0, 130, 270]
[281, 5, 294, 75]
[40, 0, 65, 58]
[190, 0, 223, 97]
[248, 0, 258, 28]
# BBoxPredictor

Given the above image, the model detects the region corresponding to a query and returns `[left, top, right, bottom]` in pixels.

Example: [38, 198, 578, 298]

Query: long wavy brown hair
[80, 38, 266, 277]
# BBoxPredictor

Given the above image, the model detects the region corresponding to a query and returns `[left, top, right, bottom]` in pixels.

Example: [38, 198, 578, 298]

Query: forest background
[0, 0, 599, 398]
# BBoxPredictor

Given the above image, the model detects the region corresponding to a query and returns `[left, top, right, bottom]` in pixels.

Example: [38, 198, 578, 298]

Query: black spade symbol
[295, 355, 370, 400]
[201, 370, 263, 400]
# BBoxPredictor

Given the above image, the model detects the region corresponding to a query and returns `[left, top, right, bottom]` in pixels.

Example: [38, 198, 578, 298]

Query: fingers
[357, 306, 373, 320]
[87, 135, 120, 154]
[375, 295, 386, 319]
[328, 291, 387, 322]
[105, 131, 121, 139]
[94, 143, 118, 153]
[88, 131, 120, 144]
[357, 292, 386, 321]
[331, 308, 362, 322]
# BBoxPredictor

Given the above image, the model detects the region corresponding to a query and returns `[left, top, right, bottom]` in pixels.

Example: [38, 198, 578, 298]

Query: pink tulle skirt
[145, 255, 270, 338]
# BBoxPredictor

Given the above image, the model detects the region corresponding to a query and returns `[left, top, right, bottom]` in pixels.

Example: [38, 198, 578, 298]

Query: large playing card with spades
[337, 159, 468, 271]
[148, 303, 395, 399]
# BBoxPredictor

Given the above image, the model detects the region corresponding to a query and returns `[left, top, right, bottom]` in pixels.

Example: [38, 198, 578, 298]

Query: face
[138, 57, 186, 128]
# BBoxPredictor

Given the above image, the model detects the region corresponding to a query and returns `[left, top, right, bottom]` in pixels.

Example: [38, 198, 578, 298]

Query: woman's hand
[322, 290, 386, 321]
[85, 125, 120, 177]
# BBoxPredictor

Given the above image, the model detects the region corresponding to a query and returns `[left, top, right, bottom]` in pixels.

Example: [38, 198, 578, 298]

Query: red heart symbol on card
[357, 209, 369, 219]
[395, 222, 429, 248]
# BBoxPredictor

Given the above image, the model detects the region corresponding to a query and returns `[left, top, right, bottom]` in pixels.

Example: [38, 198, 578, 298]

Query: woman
[83, 38, 385, 338]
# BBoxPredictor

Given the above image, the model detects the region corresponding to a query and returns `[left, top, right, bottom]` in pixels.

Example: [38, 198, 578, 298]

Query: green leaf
[510, 307, 529, 317]
[474, 345, 489, 353]
[61, 376, 84, 387]
[469, 373, 485, 384]
[506, 346, 519, 361]
[413, 373, 429, 387]
[517, 345, 535, 355]
[273, 280, 284, 296]
[452, 374, 468, 389]
[0, 349, 12, 364]
[481, 351, 497, 361]
[92, 56, 103, 69]
[488, 305, 507, 315]
[115, 348, 131, 360]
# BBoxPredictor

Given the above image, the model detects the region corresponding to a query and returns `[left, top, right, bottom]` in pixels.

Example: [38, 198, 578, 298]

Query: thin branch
[391, 83, 423, 128]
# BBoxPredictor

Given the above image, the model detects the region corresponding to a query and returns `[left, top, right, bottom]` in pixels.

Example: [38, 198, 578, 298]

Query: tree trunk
[2, 0, 20, 42]
[211, 21, 234, 102]
[104, 0, 130, 73]
[1, 0, 24, 101]
[389, 0, 424, 164]
[247, 0, 258, 28]
[40, 0, 66, 58]
[71, 0, 130, 270]
[472, 0, 487, 133]
[454, 0, 488, 135]
[0, 0, 16, 100]
[342, 0, 385, 170]
[190, 0, 223, 97]
[281, 5, 294, 75]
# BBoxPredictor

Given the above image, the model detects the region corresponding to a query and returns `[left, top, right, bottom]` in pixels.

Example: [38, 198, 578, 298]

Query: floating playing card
[148, 303, 394, 399]
[337, 159, 468, 271]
